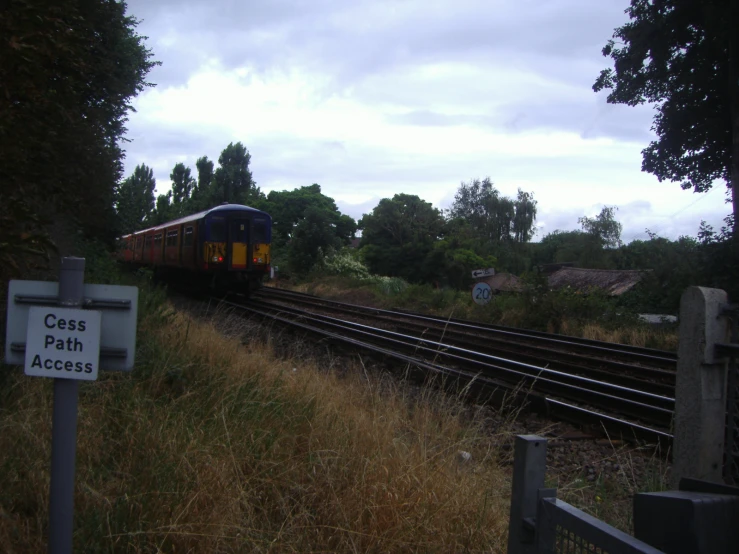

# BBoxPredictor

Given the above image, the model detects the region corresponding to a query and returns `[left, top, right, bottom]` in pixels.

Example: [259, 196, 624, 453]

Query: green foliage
[0, 0, 159, 261]
[366, 276, 410, 296]
[170, 163, 196, 212]
[593, 0, 736, 226]
[262, 184, 356, 275]
[190, 156, 215, 212]
[264, 184, 356, 248]
[151, 191, 175, 225]
[212, 142, 259, 205]
[359, 193, 445, 283]
[0, 195, 56, 281]
[532, 207, 624, 270]
[614, 232, 701, 312]
[287, 206, 344, 276]
[115, 164, 157, 233]
[321, 250, 371, 280]
[450, 178, 537, 245]
[578, 206, 623, 249]
[424, 240, 496, 290]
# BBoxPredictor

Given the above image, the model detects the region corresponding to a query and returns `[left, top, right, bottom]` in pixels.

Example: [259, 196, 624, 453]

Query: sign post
[49, 257, 87, 554]
[5, 258, 138, 554]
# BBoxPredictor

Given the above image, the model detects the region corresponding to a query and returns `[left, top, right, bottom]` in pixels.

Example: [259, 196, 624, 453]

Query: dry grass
[0, 301, 512, 553]
[575, 322, 678, 351]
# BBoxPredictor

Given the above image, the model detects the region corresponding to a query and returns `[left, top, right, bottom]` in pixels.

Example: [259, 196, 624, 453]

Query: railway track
[216, 288, 676, 445]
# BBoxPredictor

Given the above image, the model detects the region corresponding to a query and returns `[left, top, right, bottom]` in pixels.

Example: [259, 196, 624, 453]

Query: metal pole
[48, 257, 85, 554]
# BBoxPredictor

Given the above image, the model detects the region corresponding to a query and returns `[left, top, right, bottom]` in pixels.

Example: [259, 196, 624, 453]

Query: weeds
[0, 283, 512, 552]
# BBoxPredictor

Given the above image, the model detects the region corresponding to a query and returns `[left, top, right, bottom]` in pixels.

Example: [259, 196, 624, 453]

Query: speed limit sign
[472, 282, 492, 305]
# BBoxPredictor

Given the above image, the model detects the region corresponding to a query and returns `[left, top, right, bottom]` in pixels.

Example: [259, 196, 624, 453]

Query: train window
[154, 234, 163, 247]
[145, 236, 152, 248]
[184, 226, 193, 247]
[210, 219, 226, 242]
[166, 230, 179, 247]
[136, 237, 143, 248]
[253, 218, 267, 243]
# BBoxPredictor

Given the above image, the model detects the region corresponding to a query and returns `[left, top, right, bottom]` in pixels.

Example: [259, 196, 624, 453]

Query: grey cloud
[125, 0, 630, 86]
[389, 98, 653, 143]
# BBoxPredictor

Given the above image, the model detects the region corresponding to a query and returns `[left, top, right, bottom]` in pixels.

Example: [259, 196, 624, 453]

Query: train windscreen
[209, 218, 226, 242]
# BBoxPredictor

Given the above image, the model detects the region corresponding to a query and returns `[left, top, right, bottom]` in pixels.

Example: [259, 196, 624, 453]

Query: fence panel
[721, 308, 739, 486]
[535, 498, 663, 554]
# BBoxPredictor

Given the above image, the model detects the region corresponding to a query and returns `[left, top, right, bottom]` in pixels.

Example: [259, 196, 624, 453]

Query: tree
[359, 194, 445, 282]
[264, 184, 356, 248]
[513, 189, 538, 243]
[578, 206, 623, 249]
[212, 142, 256, 205]
[532, 230, 592, 267]
[170, 162, 195, 214]
[152, 191, 174, 225]
[287, 206, 343, 275]
[450, 178, 537, 245]
[0, 0, 158, 274]
[593, 0, 738, 232]
[189, 156, 215, 211]
[115, 164, 157, 233]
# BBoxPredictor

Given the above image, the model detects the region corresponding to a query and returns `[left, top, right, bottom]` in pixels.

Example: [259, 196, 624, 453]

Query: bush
[321, 250, 371, 280]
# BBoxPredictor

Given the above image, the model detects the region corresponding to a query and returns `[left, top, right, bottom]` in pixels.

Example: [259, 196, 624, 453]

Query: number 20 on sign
[472, 282, 492, 306]
[24, 306, 102, 381]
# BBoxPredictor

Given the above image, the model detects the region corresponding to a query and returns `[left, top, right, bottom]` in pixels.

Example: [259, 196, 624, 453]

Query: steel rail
[253, 290, 676, 389]
[238, 298, 674, 428]
[222, 297, 673, 444]
[257, 287, 677, 367]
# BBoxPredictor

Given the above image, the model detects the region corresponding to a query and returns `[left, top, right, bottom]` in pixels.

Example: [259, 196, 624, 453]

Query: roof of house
[482, 272, 523, 292]
[547, 267, 648, 296]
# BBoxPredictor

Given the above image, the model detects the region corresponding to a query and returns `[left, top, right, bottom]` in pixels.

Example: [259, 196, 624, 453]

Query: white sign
[6, 280, 138, 371]
[472, 282, 493, 305]
[471, 267, 495, 278]
[24, 307, 102, 381]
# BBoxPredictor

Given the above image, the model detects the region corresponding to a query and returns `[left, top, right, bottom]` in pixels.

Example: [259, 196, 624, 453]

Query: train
[117, 203, 272, 294]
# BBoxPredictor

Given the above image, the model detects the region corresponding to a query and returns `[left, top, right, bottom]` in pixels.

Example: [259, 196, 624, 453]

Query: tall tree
[578, 206, 623, 249]
[170, 162, 195, 212]
[189, 155, 215, 211]
[450, 178, 537, 244]
[115, 164, 157, 233]
[513, 189, 538, 243]
[287, 206, 344, 275]
[152, 191, 175, 225]
[593, 0, 738, 233]
[212, 142, 255, 205]
[0, 0, 158, 275]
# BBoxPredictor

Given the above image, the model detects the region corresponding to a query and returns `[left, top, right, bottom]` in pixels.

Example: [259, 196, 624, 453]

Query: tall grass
[0, 288, 511, 552]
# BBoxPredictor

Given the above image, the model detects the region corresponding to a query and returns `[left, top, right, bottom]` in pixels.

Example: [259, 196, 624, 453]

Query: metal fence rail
[719, 304, 739, 486]
[506, 435, 663, 554]
[726, 358, 739, 486]
[508, 432, 739, 554]
[536, 497, 662, 554]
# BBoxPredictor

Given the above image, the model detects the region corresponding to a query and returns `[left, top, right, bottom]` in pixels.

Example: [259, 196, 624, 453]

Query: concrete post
[672, 286, 730, 488]
[507, 435, 548, 554]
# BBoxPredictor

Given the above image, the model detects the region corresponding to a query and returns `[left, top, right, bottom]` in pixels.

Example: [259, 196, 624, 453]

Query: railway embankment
[1, 282, 512, 552]
[1, 274, 673, 552]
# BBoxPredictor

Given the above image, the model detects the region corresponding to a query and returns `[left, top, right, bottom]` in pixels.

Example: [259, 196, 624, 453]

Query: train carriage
[118, 203, 272, 294]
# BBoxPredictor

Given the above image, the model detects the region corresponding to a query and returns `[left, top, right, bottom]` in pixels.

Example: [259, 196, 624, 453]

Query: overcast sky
[122, 0, 730, 243]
